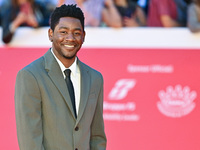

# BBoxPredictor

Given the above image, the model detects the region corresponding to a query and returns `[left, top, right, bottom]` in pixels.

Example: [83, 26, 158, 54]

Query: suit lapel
[76, 59, 91, 123]
[44, 49, 76, 119]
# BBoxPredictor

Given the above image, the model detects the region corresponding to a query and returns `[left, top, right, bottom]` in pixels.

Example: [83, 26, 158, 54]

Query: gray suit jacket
[15, 49, 107, 150]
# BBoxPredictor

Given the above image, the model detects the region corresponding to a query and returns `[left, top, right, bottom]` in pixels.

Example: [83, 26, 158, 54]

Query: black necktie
[64, 69, 77, 118]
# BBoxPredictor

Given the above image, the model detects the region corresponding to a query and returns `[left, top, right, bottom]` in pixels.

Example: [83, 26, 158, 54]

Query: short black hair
[49, 4, 85, 31]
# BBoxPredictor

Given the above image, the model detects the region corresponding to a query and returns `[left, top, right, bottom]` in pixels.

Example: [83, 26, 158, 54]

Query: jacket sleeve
[90, 74, 107, 150]
[15, 69, 45, 150]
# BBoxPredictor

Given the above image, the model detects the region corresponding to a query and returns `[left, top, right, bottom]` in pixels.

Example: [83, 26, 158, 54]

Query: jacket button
[75, 126, 79, 131]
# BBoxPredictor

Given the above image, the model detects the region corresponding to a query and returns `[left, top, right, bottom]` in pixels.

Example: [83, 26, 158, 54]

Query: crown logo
[157, 85, 196, 118]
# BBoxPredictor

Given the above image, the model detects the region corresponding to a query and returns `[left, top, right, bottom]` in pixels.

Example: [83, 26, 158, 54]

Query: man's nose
[66, 33, 75, 41]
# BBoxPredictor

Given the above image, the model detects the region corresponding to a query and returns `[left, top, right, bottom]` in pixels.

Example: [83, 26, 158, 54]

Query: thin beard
[62, 54, 76, 60]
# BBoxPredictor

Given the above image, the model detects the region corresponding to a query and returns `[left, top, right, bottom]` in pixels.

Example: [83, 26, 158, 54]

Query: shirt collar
[51, 48, 78, 77]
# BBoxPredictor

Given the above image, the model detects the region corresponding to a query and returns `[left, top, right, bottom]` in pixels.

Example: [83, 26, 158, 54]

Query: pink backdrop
[0, 47, 200, 150]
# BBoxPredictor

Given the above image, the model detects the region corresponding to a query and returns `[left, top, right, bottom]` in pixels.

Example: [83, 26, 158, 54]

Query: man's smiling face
[49, 17, 85, 62]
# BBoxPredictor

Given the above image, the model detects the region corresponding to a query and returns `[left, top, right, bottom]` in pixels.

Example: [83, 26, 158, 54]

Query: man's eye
[74, 32, 81, 35]
[60, 31, 67, 34]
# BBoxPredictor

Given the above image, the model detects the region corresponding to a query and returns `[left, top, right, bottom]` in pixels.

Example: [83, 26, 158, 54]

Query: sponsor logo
[157, 85, 196, 118]
[108, 79, 136, 100]
[104, 79, 140, 121]
[127, 64, 174, 73]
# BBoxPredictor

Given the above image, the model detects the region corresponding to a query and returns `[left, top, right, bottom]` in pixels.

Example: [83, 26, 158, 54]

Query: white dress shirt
[51, 49, 81, 115]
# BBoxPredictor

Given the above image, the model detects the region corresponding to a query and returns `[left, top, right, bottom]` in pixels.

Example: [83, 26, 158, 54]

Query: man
[1, 0, 53, 44]
[147, 0, 181, 27]
[15, 4, 107, 150]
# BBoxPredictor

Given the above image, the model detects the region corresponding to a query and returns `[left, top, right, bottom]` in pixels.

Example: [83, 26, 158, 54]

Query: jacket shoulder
[21, 56, 45, 73]
[79, 60, 103, 79]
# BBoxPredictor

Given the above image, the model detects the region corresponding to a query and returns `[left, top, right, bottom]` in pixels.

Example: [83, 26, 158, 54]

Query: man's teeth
[65, 45, 74, 48]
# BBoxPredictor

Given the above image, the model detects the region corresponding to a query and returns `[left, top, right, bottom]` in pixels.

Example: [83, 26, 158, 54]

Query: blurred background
[0, 0, 200, 150]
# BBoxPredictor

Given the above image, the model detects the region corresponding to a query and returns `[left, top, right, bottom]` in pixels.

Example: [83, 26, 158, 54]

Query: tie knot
[64, 69, 71, 77]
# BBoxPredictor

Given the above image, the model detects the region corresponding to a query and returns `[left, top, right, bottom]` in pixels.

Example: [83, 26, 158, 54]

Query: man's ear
[83, 31, 86, 42]
[48, 28, 53, 42]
